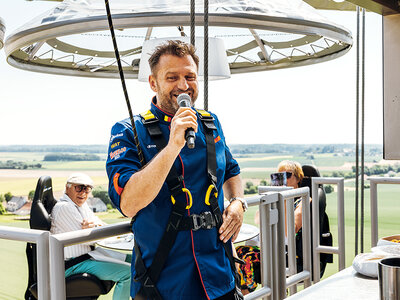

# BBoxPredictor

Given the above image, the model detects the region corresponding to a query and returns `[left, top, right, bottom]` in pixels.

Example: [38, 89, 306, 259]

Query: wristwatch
[229, 197, 248, 212]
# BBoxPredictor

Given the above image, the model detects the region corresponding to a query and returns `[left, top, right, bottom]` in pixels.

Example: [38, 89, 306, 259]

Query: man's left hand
[219, 200, 244, 243]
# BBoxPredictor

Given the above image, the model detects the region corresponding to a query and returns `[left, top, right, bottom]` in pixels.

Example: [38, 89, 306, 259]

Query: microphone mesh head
[177, 93, 191, 107]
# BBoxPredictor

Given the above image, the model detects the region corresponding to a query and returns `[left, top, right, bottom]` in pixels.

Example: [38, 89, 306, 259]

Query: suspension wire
[360, 7, 366, 253]
[204, 0, 209, 110]
[104, 0, 145, 166]
[190, 0, 195, 47]
[355, 6, 360, 256]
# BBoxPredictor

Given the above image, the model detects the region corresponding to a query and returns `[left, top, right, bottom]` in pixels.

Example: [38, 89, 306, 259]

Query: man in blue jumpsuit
[106, 40, 245, 300]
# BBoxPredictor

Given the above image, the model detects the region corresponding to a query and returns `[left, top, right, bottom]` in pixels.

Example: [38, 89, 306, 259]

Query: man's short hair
[148, 40, 199, 76]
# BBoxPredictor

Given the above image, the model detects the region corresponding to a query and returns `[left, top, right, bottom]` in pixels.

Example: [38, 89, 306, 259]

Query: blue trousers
[65, 257, 131, 300]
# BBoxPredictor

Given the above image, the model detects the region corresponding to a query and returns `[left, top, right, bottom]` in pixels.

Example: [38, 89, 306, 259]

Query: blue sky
[0, 0, 383, 145]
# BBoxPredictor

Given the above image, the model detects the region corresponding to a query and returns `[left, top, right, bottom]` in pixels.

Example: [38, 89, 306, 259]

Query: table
[97, 223, 259, 251]
[97, 233, 134, 251]
[286, 266, 379, 300]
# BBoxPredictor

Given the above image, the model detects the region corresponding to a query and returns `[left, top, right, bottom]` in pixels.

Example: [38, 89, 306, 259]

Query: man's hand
[81, 219, 95, 229]
[219, 200, 244, 243]
[168, 107, 198, 150]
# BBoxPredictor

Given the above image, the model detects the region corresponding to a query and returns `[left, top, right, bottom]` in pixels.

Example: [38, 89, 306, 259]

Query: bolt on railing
[0, 226, 50, 300]
[368, 176, 400, 247]
[311, 177, 345, 283]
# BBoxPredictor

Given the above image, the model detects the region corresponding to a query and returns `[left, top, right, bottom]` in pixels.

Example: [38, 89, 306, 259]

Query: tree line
[43, 153, 101, 161]
[0, 161, 42, 169]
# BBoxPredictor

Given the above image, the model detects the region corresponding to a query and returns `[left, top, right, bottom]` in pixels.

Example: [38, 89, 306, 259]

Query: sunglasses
[74, 185, 93, 193]
[284, 172, 293, 179]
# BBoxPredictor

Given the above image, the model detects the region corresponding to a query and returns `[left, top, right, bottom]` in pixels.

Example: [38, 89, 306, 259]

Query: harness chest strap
[198, 109, 244, 298]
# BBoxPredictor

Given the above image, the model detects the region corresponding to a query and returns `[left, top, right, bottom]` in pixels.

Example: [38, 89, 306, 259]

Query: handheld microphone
[177, 93, 196, 149]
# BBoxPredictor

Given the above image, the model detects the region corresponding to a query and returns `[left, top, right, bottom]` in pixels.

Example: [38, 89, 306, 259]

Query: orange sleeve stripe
[214, 136, 221, 143]
[113, 173, 124, 196]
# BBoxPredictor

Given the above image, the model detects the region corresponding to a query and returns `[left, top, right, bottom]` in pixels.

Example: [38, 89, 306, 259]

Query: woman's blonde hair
[277, 160, 304, 182]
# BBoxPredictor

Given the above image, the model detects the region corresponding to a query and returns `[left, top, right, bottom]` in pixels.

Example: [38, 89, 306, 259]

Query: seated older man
[51, 173, 131, 300]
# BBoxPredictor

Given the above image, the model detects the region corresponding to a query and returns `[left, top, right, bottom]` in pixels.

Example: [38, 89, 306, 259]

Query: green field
[0, 151, 398, 298]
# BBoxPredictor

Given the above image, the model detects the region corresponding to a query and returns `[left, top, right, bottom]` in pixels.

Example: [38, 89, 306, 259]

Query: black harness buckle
[191, 211, 216, 231]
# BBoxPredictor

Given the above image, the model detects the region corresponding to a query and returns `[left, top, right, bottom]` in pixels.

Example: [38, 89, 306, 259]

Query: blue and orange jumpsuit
[106, 98, 241, 299]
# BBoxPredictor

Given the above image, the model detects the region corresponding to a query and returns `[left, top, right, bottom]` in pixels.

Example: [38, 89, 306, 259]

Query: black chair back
[296, 165, 333, 278]
[30, 176, 56, 231]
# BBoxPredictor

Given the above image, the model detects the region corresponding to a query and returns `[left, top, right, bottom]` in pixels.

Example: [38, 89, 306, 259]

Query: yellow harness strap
[195, 108, 211, 118]
[140, 110, 157, 122]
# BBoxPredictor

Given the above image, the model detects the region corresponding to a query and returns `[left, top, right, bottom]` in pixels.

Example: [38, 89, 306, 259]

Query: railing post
[337, 179, 345, 271]
[49, 235, 66, 300]
[276, 193, 287, 300]
[369, 179, 378, 247]
[301, 190, 311, 289]
[259, 194, 274, 300]
[286, 197, 297, 295]
[36, 231, 50, 300]
[311, 181, 320, 283]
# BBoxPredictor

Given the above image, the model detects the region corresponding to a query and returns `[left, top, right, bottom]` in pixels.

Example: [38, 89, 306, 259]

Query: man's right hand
[168, 107, 198, 151]
[81, 219, 95, 229]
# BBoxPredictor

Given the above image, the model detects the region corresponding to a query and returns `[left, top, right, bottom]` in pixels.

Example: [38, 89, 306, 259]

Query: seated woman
[278, 160, 332, 277]
[277, 160, 305, 235]
[236, 161, 332, 294]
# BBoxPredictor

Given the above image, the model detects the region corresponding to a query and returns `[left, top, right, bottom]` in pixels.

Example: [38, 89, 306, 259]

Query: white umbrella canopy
[5, 0, 353, 78]
[0, 17, 5, 50]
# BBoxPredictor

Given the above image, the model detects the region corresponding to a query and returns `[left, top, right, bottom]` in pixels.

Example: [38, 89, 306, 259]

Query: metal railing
[49, 221, 132, 300]
[368, 176, 400, 247]
[244, 192, 286, 300]
[0, 226, 50, 300]
[281, 188, 312, 296]
[311, 177, 345, 283]
[246, 187, 312, 299]
[258, 186, 311, 296]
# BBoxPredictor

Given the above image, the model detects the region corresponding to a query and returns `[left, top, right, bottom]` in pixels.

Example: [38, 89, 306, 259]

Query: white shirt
[50, 193, 103, 260]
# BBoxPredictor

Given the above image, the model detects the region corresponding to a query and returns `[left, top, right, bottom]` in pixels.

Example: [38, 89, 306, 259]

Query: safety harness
[133, 109, 243, 300]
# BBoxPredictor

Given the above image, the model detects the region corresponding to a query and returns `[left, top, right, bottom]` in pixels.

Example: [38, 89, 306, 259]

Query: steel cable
[104, 0, 145, 166]
[360, 7, 366, 253]
[355, 6, 360, 256]
[204, 0, 209, 110]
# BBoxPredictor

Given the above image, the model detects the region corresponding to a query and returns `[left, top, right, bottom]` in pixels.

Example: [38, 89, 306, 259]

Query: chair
[25, 176, 115, 300]
[297, 165, 333, 278]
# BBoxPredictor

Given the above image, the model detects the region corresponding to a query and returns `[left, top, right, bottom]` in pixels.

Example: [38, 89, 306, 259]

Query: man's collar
[60, 193, 76, 206]
[151, 97, 174, 124]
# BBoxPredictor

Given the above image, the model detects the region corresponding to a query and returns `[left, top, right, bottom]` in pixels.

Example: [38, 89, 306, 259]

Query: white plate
[352, 253, 387, 278]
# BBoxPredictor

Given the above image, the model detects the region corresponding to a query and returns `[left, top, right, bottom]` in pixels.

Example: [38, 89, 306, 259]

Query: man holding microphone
[106, 40, 246, 300]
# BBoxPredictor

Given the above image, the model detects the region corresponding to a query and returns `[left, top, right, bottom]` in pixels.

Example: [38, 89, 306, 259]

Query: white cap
[66, 173, 94, 187]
